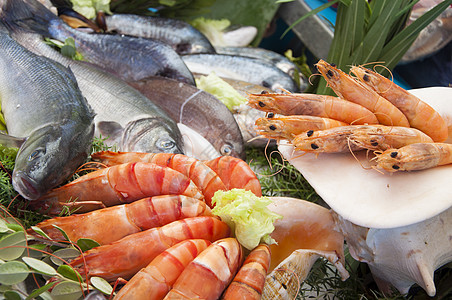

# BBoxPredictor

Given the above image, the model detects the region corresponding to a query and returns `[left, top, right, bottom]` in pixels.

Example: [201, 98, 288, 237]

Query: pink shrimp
[90, 151, 227, 207]
[114, 239, 212, 300]
[351, 65, 448, 142]
[69, 216, 230, 282]
[247, 92, 378, 125]
[30, 195, 211, 245]
[375, 142, 452, 172]
[221, 244, 271, 300]
[32, 162, 203, 215]
[315, 60, 410, 127]
[255, 115, 348, 140]
[203, 156, 262, 197]
[163, 237, 243, 300]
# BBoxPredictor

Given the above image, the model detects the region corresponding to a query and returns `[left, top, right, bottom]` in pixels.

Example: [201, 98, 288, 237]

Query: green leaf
[50, 281, 83, 300]
[51, 225, 72, 243]
[0, 231, 26, 260]
[51, 248, 81, 266]
[90, 276, 113, 295]
[22, 256, 57, 276]
[30, 226, 51, 240]
[6, 223, 24, 232]
[0, 261, 29, 285]
[26, 282, 55, 300]
[76, 238, 100, 252]
[57, 264, 84, 282]
[4, 290, 21, 300]
[0, 218, 11, 233]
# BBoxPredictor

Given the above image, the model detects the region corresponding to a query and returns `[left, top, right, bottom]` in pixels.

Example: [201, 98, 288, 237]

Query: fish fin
[0, 132, 25, 148]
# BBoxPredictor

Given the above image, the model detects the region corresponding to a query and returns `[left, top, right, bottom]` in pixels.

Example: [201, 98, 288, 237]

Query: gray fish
[100, 13, 216, 55]
[1, 0, 195, 85]
[0, 30, 95, 200]
[127, 76, 245, 159]
[182, 53, 300, 92]
[9, 28, 184, 154]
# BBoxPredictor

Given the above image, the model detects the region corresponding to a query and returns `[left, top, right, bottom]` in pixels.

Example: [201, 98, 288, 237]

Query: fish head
[121, 117, 184, 154]
[13, 121, 93, 200]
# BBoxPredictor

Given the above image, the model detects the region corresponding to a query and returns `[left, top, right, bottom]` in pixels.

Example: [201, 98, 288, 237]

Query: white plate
[278, 87, 452, 229]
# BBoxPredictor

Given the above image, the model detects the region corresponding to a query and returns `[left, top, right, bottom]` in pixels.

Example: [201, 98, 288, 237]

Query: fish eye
[28, 149, 43, 161]
[159, 140, 176, 149]
[220, 144, 233, 156]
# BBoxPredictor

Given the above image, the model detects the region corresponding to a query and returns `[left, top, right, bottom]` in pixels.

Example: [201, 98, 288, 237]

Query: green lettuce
[70, 0, 111, 19]
[211, 189, 282, 250]
[195, 73, 246, 111]
[190, 17, 230, 46]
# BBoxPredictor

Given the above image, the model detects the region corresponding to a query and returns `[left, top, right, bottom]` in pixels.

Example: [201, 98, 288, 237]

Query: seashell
[262, 197, 349, 299]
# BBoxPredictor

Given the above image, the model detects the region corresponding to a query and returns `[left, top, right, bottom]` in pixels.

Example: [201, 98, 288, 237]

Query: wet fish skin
[182, 53, 300, 93]
[1, 0, 196, 85]
[9, 28, 184, 154]
[102, 14, 216, 55]
[128, 77, 246, 159]
[0, 31, 95, 200]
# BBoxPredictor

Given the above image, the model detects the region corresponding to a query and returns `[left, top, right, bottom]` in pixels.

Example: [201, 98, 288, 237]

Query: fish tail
[0, 0, 59, 36]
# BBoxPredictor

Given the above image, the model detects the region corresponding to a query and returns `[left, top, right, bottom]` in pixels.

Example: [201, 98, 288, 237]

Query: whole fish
[97, 13, 216, 55]
[0, 30, 95, 200]
[128, 76, 245, 159]
[8, 28, 184, 154]
[182, 53, 300, 92]
[1, 0, 196, 85]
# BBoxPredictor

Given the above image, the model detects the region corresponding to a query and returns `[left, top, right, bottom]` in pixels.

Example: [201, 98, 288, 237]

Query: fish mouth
[12, 172, 40, 201]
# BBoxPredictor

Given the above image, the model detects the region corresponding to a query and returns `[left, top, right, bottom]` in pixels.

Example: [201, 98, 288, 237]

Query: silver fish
[182, 53, 300, 93]
[9, 28, 184, 154]
[1, 0, 195, 85]
[100, 13, 216, 55]
[0, 30, 95, 200]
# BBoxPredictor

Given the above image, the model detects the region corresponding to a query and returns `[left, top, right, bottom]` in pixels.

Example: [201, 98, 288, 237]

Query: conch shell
[262, 197, 349, 299]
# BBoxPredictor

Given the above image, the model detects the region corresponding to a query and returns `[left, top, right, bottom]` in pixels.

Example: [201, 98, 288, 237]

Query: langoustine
[69, 216, 230, 282]
[163, 237, 243, 300]
[114, 239, 212, 300]
[30, 195, 211, 245]
[32, 162, 203, 214]
[90, 151, 227, 207]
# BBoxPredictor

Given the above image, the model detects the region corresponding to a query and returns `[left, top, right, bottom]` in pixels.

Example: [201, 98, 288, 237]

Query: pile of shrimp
[29, 151, 272, 299]
[248, 59, 450, 173]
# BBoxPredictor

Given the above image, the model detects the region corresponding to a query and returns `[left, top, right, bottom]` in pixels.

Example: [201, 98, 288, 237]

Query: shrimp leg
[31, 195, 211, 245]
[69, 216, 230, 282]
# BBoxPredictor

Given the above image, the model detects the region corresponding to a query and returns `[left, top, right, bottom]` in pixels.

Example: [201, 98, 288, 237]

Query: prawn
[221, 244, 271, 300]
[203, 156, 262, 197]
[349, 125, 434, 151]
[351, 65, 448, 142]
[315, 60, 410, 127]
[69, 216, 230, 282]
[33, 162, 204, 215]
[30, 195, 211, 245]
[163, 237, 243, 300]
[291, 125, 363, 153]
[255, 115, 348, 140]
[114, 239, 211, 300]
[374, 142, 452, 172]
[247, 92, 378, 125]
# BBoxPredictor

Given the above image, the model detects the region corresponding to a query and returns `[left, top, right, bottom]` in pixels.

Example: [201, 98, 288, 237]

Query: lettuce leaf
[211, 189, 282, 250]
[70, 0, 111, 19]
[190, 17, 230, 47]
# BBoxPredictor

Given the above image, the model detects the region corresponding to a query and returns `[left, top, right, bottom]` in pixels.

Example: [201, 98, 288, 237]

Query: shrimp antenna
[346, 137, 372, 170]
[273, 267, 301, 300]
[308, 72, 322, 86]
[373, 64, 395, 94]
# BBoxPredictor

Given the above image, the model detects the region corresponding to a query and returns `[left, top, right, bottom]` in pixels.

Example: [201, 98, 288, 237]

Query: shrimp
[203, 156, 262, 197]
[163, 238, 243, 300]
[374, 143, 452, 172]
[69, 216, 230, 282]
[247, 92, 378, 125]
[221, 244, 271, 300]
[349, 125, 434, 151]
[315, 60, 410, 127]
[90, 151, 227, 207]
[291, 125, 363, 153]
[114, 239, 211, 300]
[351, 65, 448, 142]
[32, 162, 204, 215]
[255, 115, 348, 140]
[30, 195, 211, 245]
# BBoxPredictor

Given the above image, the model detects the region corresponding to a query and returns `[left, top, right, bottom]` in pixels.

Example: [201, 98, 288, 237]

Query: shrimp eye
[363, 74, 370, 82]
[269, 125, 277, 131]
[392, 165, 400, 170]
[311, 143, 319, 150]
[390, 151, 398, 158]
[306, 130, 314, 137]
[330, 63, 336, 67]
[260, 90, 269, 94]
[267, 112, 274, 118]
[327, 70, 334, 78]
[370, 140, 378, 147]
[220, 144, 232, 156]
[258, 101, 266, 107]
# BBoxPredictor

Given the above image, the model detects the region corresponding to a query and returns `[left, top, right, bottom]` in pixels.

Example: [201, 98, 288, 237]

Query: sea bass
[9, 28, 184, 154]
[0, 30, 95, 200]
[1, 0, 195, 85]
